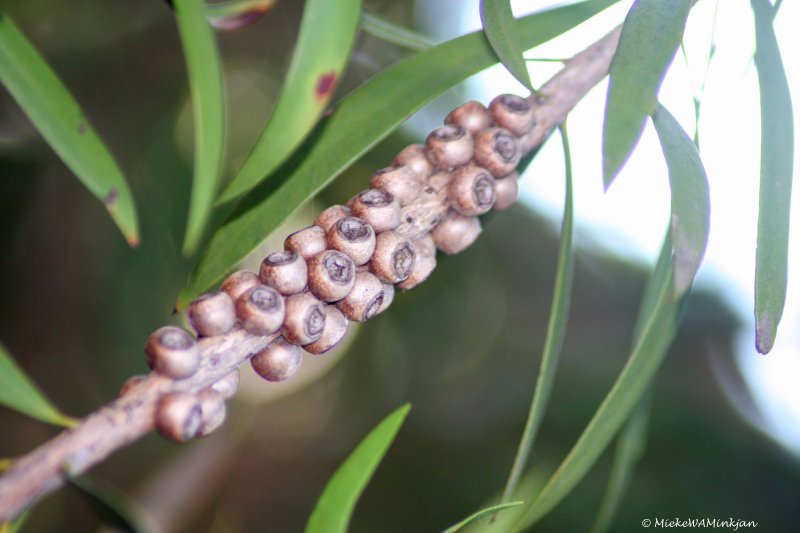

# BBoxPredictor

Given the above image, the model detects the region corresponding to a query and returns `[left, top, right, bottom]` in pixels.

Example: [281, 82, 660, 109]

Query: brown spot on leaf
[104, 188, 118, 206]
[208, 1, 275, 31]
[315, 71, 338, 101]
[78, 122, 87, 135]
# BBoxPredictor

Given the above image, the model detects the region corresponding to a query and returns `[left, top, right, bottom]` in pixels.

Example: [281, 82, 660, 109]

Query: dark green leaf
[0, 13, 140, 246]
[480, 0, 533, 91]
[652, 104, 710, 297]
[305, 404, 411, 533]
[751, 0, 794, 354]
[174, 0, 226, 255]
[0, 341, 76, 427]
[206, 0, 278, 31]
[602, 0, 690, 188]
[68, 475, 146, 533]
[217, 0, 363, 203]
[360, 10, 437, 52]
[441, 501, 524, 533]
[178, 0, 618, 307]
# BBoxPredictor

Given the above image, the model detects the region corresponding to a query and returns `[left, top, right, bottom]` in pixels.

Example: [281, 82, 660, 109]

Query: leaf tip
[755, 317, 777, 354]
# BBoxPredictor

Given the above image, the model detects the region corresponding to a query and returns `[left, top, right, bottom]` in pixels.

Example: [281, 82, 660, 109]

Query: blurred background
[0, 0, 798, 531]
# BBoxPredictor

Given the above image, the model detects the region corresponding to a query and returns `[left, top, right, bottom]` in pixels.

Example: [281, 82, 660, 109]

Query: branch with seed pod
[0, 27, 621, 521]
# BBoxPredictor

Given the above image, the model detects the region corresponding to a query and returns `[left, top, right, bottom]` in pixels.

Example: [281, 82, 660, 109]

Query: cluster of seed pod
[139, 93, 541, 443]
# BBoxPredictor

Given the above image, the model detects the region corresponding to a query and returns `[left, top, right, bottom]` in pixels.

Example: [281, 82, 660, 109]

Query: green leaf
[652, 104, 710, 297]
[751, 0, 794, 354]
[67, 475, 146, 533]
[305, 404, 411, 533]
[480, 0, 534, 92]
[174, 0, 227, 256]
[441, 501, 524, 533]
[217, 0, 363, 203]
[602, 0, 690, 188]
[360, 10, 437, 52]
[499, 125, 575, 506]
[206, 0, 278, 31]
[0, 341, 77, 427]
[515, 232, 684, 528]
[0, 13, 140, 246]
[178, 0, 619, 308]
[0, 508, 29, 533]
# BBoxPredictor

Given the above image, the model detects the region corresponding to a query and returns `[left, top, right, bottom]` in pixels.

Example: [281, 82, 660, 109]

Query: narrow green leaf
[751, 0, 794, 354]
[206, 0, 278, 31]
[217, 0, 363, 203]
[178, 0, 618, 308]
[652, 104, 710, 297]
[174, 0, 226, 255]
[360, 10, 437, 52]
[0, 341, 77, 427]
[441, 501, 524, 533]
[67, 475, 146, 533]
[480, 0, 533, 91]
[0, 508, 29, 533]
[602, 0, 690, 188]
[305, 404, 411, 533]
[499, 125, 575, 505]
[516, 232, 684, 528]
[0, 13, 140, 246]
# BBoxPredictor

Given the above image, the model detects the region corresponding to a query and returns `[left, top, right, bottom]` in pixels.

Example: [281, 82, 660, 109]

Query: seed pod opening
[337, 270, 384, 322]
[236, 284, 285, 336]
[197, 390, 226, 437]
[448, 165, 497, 216]
[493, 171, 520, 211]
[489, 94, 536, 136]
[308, 250, 356, 302]
[369, 165, 421, 207]
[284, 225, 328, 260]
[377, 282, 395, 314]
[209, 368, 240, 400]
[370, 231, 416, 283]
[426, 124, 474, 170]
[396, 234, 437, 291]
[259, 251, 308, 295]
[220, 270, 260, 302]
[327, 216, 376, 266]
[155, 392, 202, 443]
[473, 127, 520, 177]
[281, 292, 327, 345]
[350, 189, 402, 233]
[145, 326, 201, 379]
[445, 100, 491, 135]
[432, 214, 482, 255]
[393, 143, 433, 182]
[251, 336, 302, 382]
[314, 204, 352, 233]
[304, 305, 349, 355]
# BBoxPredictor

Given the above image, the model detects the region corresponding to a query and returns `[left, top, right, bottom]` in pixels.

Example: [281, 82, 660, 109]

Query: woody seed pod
[314, 204, 352, 233]
[369, 231, 416, 283]
[445, 100, 491, 135]
[197, 390, 226, 437]
[489, 94, 536, 136]
[220, 270, 260, 302]
[448, 165, 496, 216]
[493, 171, 519, 211]
[259, 251, 308, 295]
[393, 143, 433, 182]
[377, 282, 395, 314]
[369, 165, 421, 207]
[337, 270, 384, 322]
[304, 305, 349, 355]
[284, 225, 328, 260]
[145, 326, 201, 379]
[155, 391, 202, 443]
[118, 374, 147, 397]
[307, 249, 356, 302]
[281, 292, 327, 345]
[251, 336, 302, 382]
[327, 216, 376, 266]
[432, 213, 482, 255]
[236, 284, 285, 336]
[473, 127, 520, 177]
[209, 368, 240, 400]
[396, 234, 437, 291]
[426, 125, 474, 170]
[350, 189, 402, 233]
[188, 292, 236, 337]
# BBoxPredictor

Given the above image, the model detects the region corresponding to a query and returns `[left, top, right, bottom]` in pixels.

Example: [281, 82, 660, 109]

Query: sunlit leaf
[441, 501, 524, 533]
[0, 13, 140, 246]
[174, 0, 226, 255]
[217, 0, 363, 203]
[305, 404, 411, 533]
[480, 0, 533, 91]
[0, 341, 77, 427]
[178, 0, 619, 308]
[206, 0, 278, 31]
[360, 10, 437, 52]
[652, 104, 710, 297]
[751, 0, 794, 354]
[67, 475, 146, 533]
[602, 0, 690, 188]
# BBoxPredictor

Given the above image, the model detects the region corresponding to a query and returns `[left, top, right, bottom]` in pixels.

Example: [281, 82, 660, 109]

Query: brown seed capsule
[284, 225, 328, 260]
[489, 94, 536, 136]
[156, 391, 202, 443]
[493, 171, 519, 211]
[370, 231, 416, 283]
[197, 390, 226, 437]
[236, 284, 285, 336]
[188, 292, 236, 337]
[473, 127, 520, 177]
[304, 305, 349, 355]
[337, 270, 384, 322]
[281, 292, 327, 345]
[220, 270, 260, 302]
[314, 204, 352, 233]
[396, 234, 437, 291]
[145, 326, 201, 378]
[393, 143, 433, 182]
[251, 336, 302, 381]
[209, 368, 240, 400]
[445, 100, 491, 135]
[327, 216, 376, 266]
[369, 165, 421, 207]
[377, 282, 395, 314]
[259, 251, 308, 295]
[118, 374, 147, 397]
[432, 213, 482, 255]
[350, 189, 402, 233]
[426, 124, 474, 170]
[307, 249, 356, 302]
[448, 165, 497, 216]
